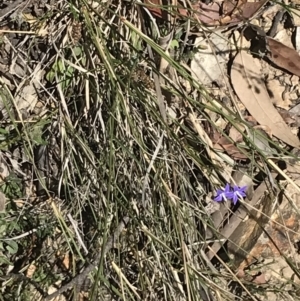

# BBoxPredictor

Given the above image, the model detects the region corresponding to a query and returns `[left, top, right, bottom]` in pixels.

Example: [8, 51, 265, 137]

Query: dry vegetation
[1, 0, 300, 300]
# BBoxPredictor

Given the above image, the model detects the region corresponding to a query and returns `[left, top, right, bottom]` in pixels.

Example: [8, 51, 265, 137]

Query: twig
[44, 216, 130, 301]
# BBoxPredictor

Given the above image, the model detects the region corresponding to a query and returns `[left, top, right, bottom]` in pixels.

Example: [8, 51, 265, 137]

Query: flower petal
[224, 183, 231, 193]
[214, 195, 223, 202]
[232, 194, 239, 205]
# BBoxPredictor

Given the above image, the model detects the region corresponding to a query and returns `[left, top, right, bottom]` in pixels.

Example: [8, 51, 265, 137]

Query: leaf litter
[231, 50, 300, 148]
[187, 0, 300, 296]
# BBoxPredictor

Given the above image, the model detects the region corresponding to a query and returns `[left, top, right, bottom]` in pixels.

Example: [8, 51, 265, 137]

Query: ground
[1, 0, 300, 300]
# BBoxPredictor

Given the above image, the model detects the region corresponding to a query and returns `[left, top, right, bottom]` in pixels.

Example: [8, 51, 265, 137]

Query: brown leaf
[231, 51, 300, 148]
[266, 37, 300, 77]
[196, 2, 222, 25]
[221, 0, 269, 25]
[213, 132, 248, 159]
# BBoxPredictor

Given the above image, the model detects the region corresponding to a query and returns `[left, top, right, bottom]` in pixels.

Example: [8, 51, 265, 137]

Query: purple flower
[214, 183, 232, 202]
[213, 184, 247, 205]
[228, 185, 247, 205]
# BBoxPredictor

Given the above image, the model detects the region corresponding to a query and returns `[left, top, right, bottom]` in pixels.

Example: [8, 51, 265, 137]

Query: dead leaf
[231, 51, 300, 148]
[266, 37, 300, 77]
[221, 0, 269, 25]
[212, 132, 248, 159]
[196, 2, 222, 25]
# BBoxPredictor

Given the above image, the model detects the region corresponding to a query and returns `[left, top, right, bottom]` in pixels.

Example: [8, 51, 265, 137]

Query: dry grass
[0, 0, 300, 300]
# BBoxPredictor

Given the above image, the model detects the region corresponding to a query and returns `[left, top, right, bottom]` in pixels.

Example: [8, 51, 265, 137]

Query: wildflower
[213, 184, 247, 205]
[229, 185, 247, 205]
[214, 183, 232, 202]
